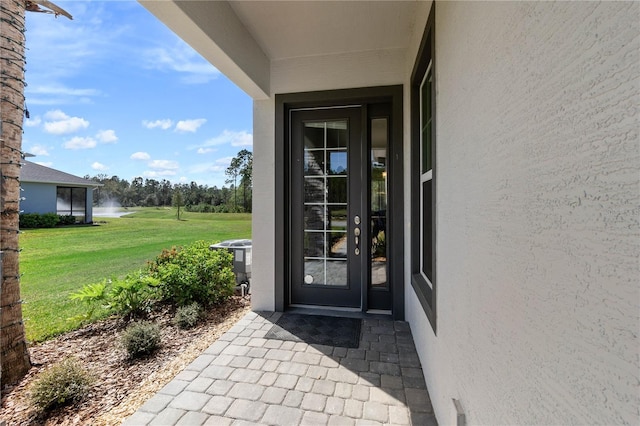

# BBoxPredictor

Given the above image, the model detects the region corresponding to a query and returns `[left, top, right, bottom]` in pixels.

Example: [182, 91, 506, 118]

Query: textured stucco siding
[20, 182, 56, 215]
[251, 98, 276, 311]
[406, 1, 639, 424]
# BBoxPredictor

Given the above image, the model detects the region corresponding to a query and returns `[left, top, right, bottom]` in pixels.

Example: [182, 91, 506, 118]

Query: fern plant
[69, 281, 108, 323]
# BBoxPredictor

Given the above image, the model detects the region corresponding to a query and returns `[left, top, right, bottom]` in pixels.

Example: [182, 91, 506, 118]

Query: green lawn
[19, 208, 251, 343]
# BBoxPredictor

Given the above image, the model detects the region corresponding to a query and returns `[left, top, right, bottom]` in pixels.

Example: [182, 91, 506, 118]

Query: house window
[57, 187, 86, 222]
[411, 4, 436, 332]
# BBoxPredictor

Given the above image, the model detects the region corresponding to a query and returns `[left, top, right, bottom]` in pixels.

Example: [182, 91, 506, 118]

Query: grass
[19, 208, 251, 343]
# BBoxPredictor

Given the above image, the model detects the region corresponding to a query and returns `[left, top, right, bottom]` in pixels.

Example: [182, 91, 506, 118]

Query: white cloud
[142, 119, 173, 130]
[175, 118, 206, 133]
[64, 136, 96, 150]
[197, 147, 216, 154]
[130, 151, 151, 161]
[25, 117, 41, 127]
[28, 144, 50, 156]
[142, 40, 220, 84]
[92, 162, 108, 171]
[148, 160, 179, 170]
[29, 85, 101, 97]
[193, 130, 253, 151]
[43, 110, 89, 135]
[96, 129, 118, 143]
[143, 170, 177, 178]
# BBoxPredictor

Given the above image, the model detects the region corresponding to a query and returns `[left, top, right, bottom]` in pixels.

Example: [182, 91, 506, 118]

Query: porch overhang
[139, 0, 271, 99]
[139, 0, 423, 99]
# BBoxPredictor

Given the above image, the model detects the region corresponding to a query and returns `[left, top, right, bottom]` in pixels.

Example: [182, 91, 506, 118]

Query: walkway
[124, 311, 437, 425]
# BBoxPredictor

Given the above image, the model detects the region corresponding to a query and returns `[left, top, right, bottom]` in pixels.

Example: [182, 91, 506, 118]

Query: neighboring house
[141, 1, 639, 424]
[20, 161, 100, 224]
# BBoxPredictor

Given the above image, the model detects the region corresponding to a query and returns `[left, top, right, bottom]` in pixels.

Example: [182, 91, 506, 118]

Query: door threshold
[287, 305, 392, 319]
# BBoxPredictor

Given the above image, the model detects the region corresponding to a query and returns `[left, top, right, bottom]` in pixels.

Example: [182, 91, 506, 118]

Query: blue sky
[23, 1, 252, 188]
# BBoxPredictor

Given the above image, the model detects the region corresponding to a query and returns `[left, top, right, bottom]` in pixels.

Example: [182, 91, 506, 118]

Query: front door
[289, 105, 391, 310]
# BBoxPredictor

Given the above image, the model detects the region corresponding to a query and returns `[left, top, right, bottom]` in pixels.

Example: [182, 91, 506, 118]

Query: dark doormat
[265, 314, 361, 348]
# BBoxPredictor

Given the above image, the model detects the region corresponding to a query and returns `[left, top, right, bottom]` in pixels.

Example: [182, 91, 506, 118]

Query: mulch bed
[0, 296, 251, 426]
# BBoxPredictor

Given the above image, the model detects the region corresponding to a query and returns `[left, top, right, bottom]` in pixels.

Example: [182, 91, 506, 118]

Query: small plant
[121, 321, 161, 358]
[173, 302, 202, 329]
[69, 281, 108, 323]
[30, 358, 93, 412]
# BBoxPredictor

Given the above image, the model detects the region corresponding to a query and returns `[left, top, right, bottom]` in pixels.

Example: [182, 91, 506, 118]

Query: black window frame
[56, 186, 87, 221]
[410, 4, 437, 333]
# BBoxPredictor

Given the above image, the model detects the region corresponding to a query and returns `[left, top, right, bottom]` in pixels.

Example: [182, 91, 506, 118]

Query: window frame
[410, 4, 437, 333]
[56, 186, 87, 221]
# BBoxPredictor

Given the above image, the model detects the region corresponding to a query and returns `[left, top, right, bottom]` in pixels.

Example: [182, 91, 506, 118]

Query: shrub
[120, 321, 161, 358]
[173, 302, 202, 329]
[58, 215, 77, 226]
[70, 273, 160, 321]
[108, 272, 160, 318]
[19, 212, 60, 228]
[30, 358, 93, 412]
[150, 241, 235, 307]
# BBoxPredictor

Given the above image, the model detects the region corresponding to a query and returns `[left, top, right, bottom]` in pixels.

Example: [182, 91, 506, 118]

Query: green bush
[108, 272, 160, 318]
[19, 212, 60, 229]
[58, 215, 77, 226]
[30, 358, 93, 412]
[173, 302, 202, 329]
[149, 241, 235, 307]
[70, 273, 160, 321]
[120, 321, 161, 358]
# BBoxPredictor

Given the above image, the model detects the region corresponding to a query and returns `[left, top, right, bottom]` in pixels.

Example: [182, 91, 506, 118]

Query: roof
[20, 161, 102, 187]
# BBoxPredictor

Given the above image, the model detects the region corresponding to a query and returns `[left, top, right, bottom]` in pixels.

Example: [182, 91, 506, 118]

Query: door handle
[354, 216, 361, 256]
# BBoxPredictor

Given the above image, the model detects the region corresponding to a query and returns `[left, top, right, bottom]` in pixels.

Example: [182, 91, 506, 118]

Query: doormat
[265, 314, 361, 348]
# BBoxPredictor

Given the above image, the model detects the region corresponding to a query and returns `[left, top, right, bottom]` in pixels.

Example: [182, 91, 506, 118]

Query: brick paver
[123, 311, 437, 425]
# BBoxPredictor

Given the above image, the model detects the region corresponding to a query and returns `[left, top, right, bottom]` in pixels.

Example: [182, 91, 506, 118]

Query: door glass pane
[327, 177, 347, 203]
[305, 150, 325, 175]
[302, 120, 348, 287]
[328, 232, 348, 258]
[371, 118, 388, 289]
[304, 178, 325, 203]
[304, 205, 325, 230]
[327, 151, 347, 175]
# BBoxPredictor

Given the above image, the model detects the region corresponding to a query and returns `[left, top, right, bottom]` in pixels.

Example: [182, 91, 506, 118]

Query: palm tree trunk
[1, 0, 31, 386]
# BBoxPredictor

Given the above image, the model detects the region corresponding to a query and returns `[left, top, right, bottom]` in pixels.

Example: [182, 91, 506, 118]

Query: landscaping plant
[173, 302, 202, 329]
[149, 240, 235, 307]
[29, 358, 93, 412]
[120, 321, 161, 359]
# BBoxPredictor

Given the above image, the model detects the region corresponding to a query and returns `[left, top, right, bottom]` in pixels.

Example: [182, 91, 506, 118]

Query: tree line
[87, 149, 253, 213]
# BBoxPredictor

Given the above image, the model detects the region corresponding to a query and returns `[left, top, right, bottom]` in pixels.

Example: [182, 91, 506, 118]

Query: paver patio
[124, 311, 437, 425]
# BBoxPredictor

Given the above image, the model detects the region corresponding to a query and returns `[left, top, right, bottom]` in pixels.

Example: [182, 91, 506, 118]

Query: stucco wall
[406, 1, 639, 424]
[251, 98, 276, 311]
[20, 182, 56, 215]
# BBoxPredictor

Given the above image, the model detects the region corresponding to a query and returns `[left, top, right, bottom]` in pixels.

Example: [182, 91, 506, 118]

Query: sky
[22, 0, 253, 188]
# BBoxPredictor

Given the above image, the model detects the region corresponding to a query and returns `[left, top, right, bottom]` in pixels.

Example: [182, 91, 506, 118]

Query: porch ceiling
[139, 0, 421, 99]
[228, 1, 419, 61]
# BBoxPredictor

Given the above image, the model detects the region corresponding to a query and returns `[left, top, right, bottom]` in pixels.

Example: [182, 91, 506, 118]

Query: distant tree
[225, 149, 253, 212]
[172, 189, 184, 220]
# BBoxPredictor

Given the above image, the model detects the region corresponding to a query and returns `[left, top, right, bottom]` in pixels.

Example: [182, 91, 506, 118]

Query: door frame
[275, 86, 404, 320]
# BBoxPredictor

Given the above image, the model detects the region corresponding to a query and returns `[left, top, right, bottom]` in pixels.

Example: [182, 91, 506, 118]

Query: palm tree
[1, 0, 31, 388]
[0, 0, 71, 387]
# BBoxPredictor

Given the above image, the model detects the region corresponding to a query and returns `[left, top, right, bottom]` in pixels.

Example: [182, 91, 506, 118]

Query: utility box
[209, 239, 251, 289]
